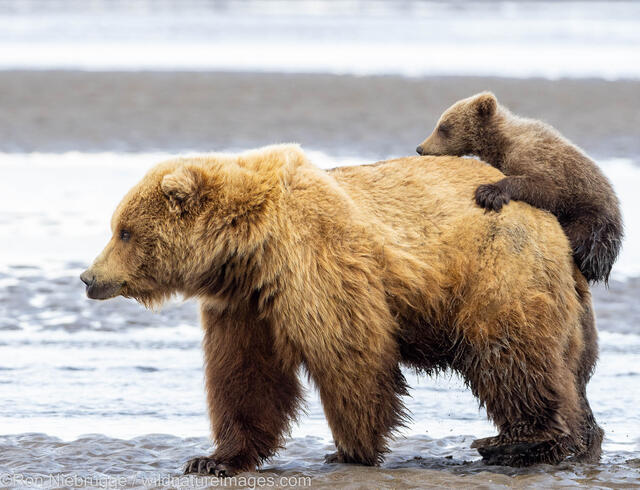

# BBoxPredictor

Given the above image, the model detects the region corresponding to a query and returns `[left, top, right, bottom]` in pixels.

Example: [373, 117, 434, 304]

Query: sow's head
[80, 144, 303, 308]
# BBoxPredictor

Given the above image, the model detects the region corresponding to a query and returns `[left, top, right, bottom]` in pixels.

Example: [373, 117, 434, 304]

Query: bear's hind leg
[184, 305, 303, 477]
[571, 281, 604, 463]
[564, 211, 622, 284]
[462, 336, 583, 467]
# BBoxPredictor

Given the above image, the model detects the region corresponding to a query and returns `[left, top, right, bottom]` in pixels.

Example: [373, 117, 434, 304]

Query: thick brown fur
[81, 145, 600, 473]
[416, 92, 624, 284]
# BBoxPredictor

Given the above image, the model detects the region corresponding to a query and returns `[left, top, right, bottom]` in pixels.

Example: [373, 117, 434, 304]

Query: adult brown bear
[81, 145, 601, 476]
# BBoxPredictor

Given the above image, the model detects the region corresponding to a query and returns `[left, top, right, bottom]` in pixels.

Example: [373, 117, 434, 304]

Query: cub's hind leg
[563, 211, 623, 284]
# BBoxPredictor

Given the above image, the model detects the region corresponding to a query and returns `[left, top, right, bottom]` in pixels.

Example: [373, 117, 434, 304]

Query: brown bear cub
[416, 92, 623, 284]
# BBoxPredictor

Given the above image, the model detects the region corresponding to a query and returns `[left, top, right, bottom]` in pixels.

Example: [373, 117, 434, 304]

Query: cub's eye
[437, 124, 450, 137]
[119, 229, 131, 242]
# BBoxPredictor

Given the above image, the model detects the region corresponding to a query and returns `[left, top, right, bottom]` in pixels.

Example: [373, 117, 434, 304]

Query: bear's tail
[569, 212, 623, 285]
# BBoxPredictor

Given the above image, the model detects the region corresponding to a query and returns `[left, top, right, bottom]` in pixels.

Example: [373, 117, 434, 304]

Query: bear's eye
[119, 229, 131, 242]
[437, 124, 450, 137]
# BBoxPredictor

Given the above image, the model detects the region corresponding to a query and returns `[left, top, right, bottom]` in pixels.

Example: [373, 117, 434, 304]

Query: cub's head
[416, 92, 498, 157]
[80, 144, 304, 308]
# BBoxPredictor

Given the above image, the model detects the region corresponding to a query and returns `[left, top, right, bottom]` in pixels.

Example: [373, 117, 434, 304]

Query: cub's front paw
[475, 184, 510, 212]
[184, 456, 239, 477]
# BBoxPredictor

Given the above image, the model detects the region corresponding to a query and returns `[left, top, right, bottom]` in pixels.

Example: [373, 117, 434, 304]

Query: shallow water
[0, 152, 639, 487]
[1, 0, 639, 78]
[2, 434, 639, 489]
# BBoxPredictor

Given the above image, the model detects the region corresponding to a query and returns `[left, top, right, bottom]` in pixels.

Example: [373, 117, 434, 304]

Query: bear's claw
[183, 456, 237, 477]
[476, 438, 570, 467]
[324, 451, 347, 464]
[324, 451, 366, 465]
[470, 436, 499, 449]
[475, 183, 510, 212]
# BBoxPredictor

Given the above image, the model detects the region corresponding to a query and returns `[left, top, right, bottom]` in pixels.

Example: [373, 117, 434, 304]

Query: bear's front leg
[300, 298, 408, 466]
[480, 174, 560, 214]
[314, 357, 408, 466]
[184, 305, 303, 477]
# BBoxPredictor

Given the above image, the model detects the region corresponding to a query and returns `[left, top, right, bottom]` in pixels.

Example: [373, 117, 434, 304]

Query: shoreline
[0, 71, 638, 159]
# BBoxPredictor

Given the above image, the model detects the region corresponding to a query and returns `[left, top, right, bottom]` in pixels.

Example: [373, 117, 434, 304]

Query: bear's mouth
[85, 281, 125, 300]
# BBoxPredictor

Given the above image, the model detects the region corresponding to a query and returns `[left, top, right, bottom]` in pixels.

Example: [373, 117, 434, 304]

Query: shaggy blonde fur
[81, 144, 600, 474]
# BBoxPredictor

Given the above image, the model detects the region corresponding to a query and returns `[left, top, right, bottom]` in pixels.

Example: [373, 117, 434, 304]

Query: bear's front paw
[183, 456, 239, 477]
[324, 450, 369, 465]
[475, 184, 510, 212]
[324, 451, 346, 464]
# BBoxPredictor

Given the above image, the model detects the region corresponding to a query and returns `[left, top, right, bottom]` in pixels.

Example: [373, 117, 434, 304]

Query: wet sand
[2, 433, 639, 489]
[0, 71, 639, 159]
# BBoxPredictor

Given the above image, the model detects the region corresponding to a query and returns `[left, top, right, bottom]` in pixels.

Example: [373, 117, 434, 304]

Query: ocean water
[0, 1, 639, 78]
[0, 151, 639, 487]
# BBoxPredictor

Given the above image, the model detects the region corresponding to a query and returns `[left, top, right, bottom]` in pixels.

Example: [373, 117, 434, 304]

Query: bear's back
[326, 155, 574, 285]
[328, 155, 558, 239]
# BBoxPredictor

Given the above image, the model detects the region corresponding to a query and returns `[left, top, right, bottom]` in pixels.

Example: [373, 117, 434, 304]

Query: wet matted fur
[82, 145, 601, 474]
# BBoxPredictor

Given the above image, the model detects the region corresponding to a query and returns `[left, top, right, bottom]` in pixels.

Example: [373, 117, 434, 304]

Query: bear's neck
[194, 235, 286, 314]
[473, 115, 511, 171]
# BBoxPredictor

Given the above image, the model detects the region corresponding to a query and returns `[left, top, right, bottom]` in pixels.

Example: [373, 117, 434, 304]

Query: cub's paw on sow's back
[81, 144, 602, 475]
[416, 92, 623, 284]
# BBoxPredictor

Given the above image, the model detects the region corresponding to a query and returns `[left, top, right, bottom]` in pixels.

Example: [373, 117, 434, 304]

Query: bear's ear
[161, 165, 206, 214]
[474, 92, 497, 118]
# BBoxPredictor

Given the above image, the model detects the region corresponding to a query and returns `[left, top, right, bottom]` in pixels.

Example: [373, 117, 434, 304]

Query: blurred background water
[0, 0, 639, 78]
[0, 1, 639, 488]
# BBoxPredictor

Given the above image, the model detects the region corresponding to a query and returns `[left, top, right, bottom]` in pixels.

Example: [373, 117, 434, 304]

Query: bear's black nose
[416, 146, 424, 155]
[80, 271, 94, 286]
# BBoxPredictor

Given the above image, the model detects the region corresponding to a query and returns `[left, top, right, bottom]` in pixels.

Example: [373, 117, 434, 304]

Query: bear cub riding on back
[416, 92, 623, 284]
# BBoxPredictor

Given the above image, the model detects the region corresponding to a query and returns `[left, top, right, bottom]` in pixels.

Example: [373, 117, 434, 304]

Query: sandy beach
[1, 71, 639, 159]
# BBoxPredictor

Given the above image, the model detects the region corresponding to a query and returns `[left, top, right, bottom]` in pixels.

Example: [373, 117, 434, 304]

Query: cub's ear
[161, 165, 206, 213]
[474, 92, 497, 118]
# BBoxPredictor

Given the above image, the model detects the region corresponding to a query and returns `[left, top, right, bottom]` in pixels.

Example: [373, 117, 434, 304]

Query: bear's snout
[80, 269, 123, 300]
[416, 145, 424, 155]
[80, 270, 94, 287]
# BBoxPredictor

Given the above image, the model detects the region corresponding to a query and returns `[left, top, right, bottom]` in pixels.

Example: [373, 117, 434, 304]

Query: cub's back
[507, 118, 616, 207]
